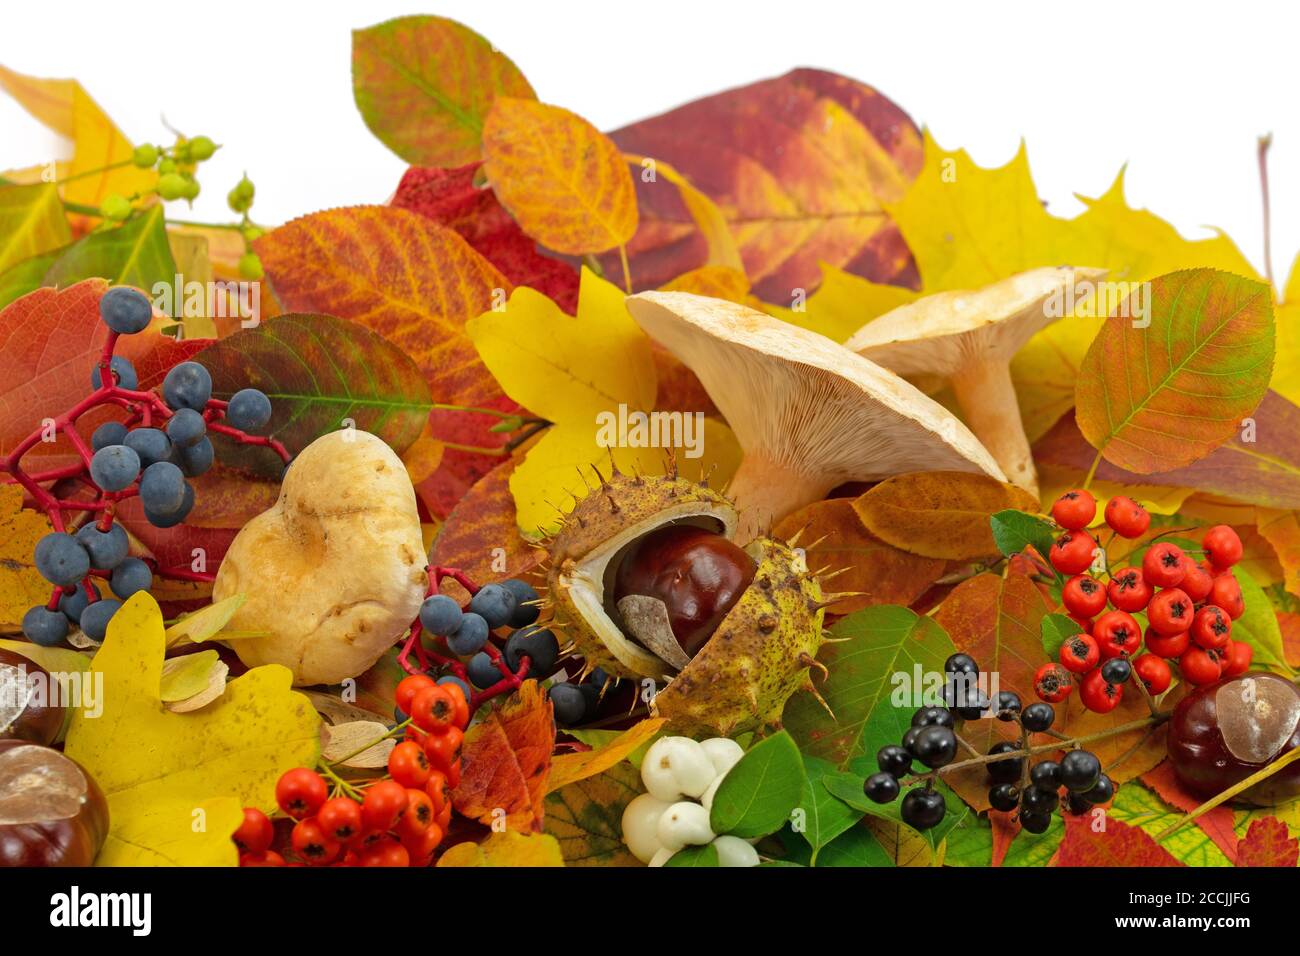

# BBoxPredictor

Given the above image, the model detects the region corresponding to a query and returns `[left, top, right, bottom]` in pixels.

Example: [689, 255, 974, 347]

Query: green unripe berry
[132, 144, 158, 168]
[173, 142, 192, 164]
[188, 136, 216, 162]
[157, 173, 187, 201]
[227, 189, 250, 215]
[238, 252, 264, 281]
[100, 194, 132, 222]
[241, 224, 264, 243]
[158, 158, 177, 176]
[181, 176, 201, 201]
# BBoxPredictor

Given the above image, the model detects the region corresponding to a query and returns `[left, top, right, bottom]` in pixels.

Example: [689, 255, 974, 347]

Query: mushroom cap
[844, 266, 1108, 376]
[625, 291, 1005, 486]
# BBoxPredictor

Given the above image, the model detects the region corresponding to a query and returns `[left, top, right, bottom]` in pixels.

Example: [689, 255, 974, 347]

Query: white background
[1, 0, 1297, 287]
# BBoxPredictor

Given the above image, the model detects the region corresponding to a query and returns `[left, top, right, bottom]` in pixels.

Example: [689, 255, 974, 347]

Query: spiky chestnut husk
[545, 464, 826, 736]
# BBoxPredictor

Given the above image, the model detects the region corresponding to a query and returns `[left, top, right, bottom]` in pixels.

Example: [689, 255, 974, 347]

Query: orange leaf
[1280, 611, 1300, 668]
[1140, 761, 1239, 863]
[452, 681, 555, 832]
[1236, 816, 1299, 867]
[1257, 508, 1300, 597]
[428, 457, 544, 599]
[546, 718, 665, 794]
[659, 265, 752, 304]
[771, 498, 945, 614]
[1075, 269, 1274, 474]
[853, 471, 1039, 561]
[482, 98, 637, 256]
[400, 417, 445, 486]
[255, 206, 509, 408]
[0, 484, 54, 630]
[1054, 814, 1184, 867]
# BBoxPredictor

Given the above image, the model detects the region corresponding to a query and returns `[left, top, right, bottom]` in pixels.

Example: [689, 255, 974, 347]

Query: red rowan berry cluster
[234, 679, 470, 868]
[1034, 490, 1249, 713]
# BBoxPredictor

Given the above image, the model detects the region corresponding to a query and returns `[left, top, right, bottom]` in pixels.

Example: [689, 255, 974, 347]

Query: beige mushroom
[845, 266, 1107, 495]
[625, 291, 1005, 543]
[212, 429, 428, 685]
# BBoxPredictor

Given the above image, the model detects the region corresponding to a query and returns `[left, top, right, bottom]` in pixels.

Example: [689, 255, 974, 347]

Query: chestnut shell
[0, 649, 65, 746]
[0, 740, 109, 866]
[1167, 671, 1300, 806]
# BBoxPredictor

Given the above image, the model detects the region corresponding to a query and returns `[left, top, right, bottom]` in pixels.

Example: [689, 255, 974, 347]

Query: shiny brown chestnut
[613, 524, 756, 657]
[0, 649, 65, 746]
[1167, 671, 1300, 806]
[0, 739, 109, 866]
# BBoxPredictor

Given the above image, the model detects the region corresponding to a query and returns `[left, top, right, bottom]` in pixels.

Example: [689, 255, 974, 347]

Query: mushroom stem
[950, 358, 1038, 496]
[726, 454, 838, 544]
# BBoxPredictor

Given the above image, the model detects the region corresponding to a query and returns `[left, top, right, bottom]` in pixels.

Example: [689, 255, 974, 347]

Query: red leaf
[1140, 761, 1239, 863]
[0, 280, 207, 470]
[1236, 816, 1299, 867]
[606, 68, 922, 302]
[391, 164, 579, 314]
[990, 809, 1020, 867]
[452, 681, 555, 832]
[1054, 813, 1185, 867]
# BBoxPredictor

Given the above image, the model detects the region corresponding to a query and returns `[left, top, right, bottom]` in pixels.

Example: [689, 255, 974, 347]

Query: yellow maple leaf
[0, 484, 54, 631]
[1272, 253, 1300, 408]
[437, 830, 565, 867]
[0, 66, 156, 210]
[63, 593, 320, 866]
[468, 267, 740, 534]
[789, 130, 1265, 444]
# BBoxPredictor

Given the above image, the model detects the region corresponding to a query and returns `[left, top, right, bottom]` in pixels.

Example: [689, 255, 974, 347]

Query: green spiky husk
[544, 467, 824, 736]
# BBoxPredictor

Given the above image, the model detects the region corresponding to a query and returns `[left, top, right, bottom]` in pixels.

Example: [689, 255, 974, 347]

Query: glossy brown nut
[0, 649, 66, 746]
[1167, 671, 1300, 806]
[614, 524, 756, 657]
[0, 740, 109, 866]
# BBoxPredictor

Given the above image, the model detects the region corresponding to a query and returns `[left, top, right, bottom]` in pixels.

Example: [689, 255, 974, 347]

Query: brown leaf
[853, 472, 1039, 560]
[772, 498, 945, 614]
[452, 681, 555, 832]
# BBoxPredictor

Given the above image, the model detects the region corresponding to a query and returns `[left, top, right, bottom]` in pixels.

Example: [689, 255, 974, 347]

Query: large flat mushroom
[844, 266, 1107, 495]
[625, 291, 1005, 543]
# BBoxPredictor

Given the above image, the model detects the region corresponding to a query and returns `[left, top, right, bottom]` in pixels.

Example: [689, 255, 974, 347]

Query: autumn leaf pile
[2, 13, 1300, 869]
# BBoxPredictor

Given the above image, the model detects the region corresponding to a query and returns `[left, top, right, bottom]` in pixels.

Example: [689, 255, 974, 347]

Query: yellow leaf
[1273, 253, 1300, 408]
[0, 66, 156, 210]
[159, 650, 223, 702]
[660, 265, 751, 305]
[0, 484, 54, 631]
[0, 638, 90, 675]
[64, 593, 320, 866]
[547, 718, 665, 793]
[0, 182, 71, 273]
[164, 594, 247, 647]
[436, 831, 565, 867]
[482, 98, 638, 255]
[468, 268, 739, 533]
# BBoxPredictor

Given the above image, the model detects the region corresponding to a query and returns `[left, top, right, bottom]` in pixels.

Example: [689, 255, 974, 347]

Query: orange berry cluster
[233, 680, 470, 867]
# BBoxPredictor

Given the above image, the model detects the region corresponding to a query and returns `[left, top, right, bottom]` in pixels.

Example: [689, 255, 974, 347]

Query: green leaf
[813, 824, 895, 867]
[784, 605, 957, 768]
[1041, 612, 1082, 660]
[194, 313, 434, 476]
[708, 730, 803, 839]
[44, 205, 176, 292]
[664, 843, 719, 867]
[1076, 269, 1275, 475]
[943, 809, 1065, 866]
[1233, 567, 1293, 678]
[0, 250, 59, 309]
[352, 15, 536, 166]
[0, 182, 71, 273]
[990, 508, 1057, 561]
[797, 755, 865, 852]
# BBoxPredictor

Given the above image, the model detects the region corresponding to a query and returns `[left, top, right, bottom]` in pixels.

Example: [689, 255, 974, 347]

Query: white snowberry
[712, 834, 760, 867]
[641, 736, 717, 801]
[656, 800, 715, 851]
[621, 792, 671, 864]
[700, 737, 744, 777]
